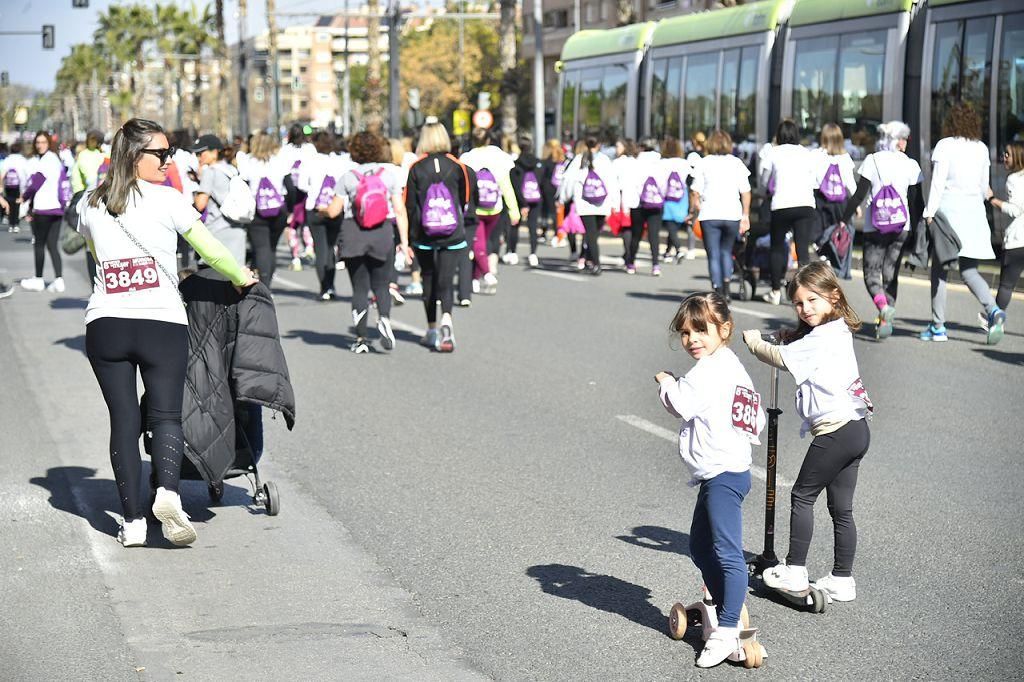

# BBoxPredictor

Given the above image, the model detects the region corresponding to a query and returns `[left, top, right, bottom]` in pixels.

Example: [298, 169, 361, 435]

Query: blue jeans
[700, 219, 740, 289]
[689, 470, 751, 628]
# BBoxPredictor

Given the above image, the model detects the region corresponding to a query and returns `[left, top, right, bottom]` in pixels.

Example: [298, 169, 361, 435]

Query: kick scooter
[747, 351, 828, 614]
[668, 586, 766, 668]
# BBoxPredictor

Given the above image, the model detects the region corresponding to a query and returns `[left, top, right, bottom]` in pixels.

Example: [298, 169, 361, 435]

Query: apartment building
[523, 0, 721, 131]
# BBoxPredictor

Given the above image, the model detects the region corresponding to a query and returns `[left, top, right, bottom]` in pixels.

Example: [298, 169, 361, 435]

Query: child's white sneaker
[117, 518, 147, 547]
[696, 627, 740, 668]
[762, 562, 809, 591]
[46, 276, 65, 293]
[152, 487, 197, 546]
[812, 573, 856, 601]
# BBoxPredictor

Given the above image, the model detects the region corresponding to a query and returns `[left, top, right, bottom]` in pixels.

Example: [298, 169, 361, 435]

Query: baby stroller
[733, 230, 793, 301]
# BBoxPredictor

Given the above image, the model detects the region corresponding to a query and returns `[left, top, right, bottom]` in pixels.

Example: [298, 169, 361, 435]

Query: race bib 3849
[102, 257, 160, 294]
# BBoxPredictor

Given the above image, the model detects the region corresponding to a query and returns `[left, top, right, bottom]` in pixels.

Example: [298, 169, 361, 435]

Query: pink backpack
[352, 168, 390, 228]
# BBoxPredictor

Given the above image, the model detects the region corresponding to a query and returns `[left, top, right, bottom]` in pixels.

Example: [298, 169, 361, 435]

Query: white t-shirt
[25, 151, 65, 212]
[558, 152, 618, 217]
[692, 154, 751, 221]
[77, 182, 201, 325]
[658, 346, 765, 484]
[760, 144, 816, 210]
[611, 154, 638, 212]
[661, 156, 692, 202]
[299, 153, 356, 211]
[779, 319, 873, 437]
[622, 151, 668, 210]
[238, 153, 290, 204]
[0, 154, 28, 191]
[924, 137, 990, 218]
[857, 150, 923, 233]
[172, 149, 199, 197]
[814, 151, 858, 199]
[460, 145, 516, 212]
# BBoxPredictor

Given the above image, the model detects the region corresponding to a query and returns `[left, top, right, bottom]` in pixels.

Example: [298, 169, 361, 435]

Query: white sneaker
[696, 628, 741, 668]
[117, 518, 147, 547]
[684, 250, 697, 260]
[527, 253, 539, 267]
[20, 276, 44, 291]
[388, 286, 406, 306]
[812, 573, 856, 602]
[290, 257, 303, 271]
[761, 289, 782, 306]
[377, 317, 395, 350]
[46, 276, 65, 293]
[420, 328, 439, 350]
[403, 281, 423, 296]
[458, 298, 472, 307]
[438, 321, 455, 353]
[151, 487, 197, 546]
[471, 279, 480, 294]
[501, 252, 519, 265]
[762, 563, 809, 592]
[335, 260, 346, 271]
[481, 272, 498, 295]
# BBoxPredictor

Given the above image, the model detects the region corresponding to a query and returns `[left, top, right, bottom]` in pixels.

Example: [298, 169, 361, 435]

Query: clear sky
[0, 0, 344, 91]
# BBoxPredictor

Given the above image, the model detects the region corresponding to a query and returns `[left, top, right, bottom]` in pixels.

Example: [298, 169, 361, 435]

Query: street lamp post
[533, 0, 544, 156]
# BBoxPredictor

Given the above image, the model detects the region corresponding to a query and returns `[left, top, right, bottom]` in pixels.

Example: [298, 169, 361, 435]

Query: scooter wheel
[809, 588, 827, 614]
[742, 641, 763, 668]
[668, 603, 688, 640]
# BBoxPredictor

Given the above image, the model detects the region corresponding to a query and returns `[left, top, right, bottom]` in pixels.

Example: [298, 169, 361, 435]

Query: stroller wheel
[208, 482, 224, 503]
[263, 481, 280, 516]
[740, 279, 753, 301]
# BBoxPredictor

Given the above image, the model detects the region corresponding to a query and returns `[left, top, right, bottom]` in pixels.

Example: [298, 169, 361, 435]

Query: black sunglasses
[140, 147, 176, 164]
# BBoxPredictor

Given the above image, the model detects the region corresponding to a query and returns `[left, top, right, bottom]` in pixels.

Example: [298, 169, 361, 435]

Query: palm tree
[155, 3, 184, 129]
[175, 3, 216, 131]
[215, 0, 228, 135]
[365, 0, 384, 130]
[94, 4, 155, 119]
[55, 44, 108, 134]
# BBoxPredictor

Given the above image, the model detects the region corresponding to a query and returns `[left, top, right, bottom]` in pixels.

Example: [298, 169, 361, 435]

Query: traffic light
[72, 0, 89, 8]
[42, 25, 54, 50]
[0, 72, 8, 87]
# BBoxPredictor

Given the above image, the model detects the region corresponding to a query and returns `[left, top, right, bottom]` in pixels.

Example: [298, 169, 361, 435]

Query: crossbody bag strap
[113, 214, 185, 306]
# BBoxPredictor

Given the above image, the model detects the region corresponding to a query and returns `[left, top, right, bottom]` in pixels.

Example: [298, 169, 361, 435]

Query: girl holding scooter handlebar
[656, 292, 766, 668]
[742, 261, 873, 603]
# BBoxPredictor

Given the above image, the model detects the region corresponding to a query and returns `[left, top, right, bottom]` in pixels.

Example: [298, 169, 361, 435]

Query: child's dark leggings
[787, 418, 870, 577]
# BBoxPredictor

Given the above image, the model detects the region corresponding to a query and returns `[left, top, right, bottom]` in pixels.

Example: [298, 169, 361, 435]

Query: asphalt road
[2, 225, 1022, 681]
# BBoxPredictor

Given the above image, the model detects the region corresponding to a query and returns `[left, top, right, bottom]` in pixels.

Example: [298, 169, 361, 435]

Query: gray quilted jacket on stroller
[179, 269, 296, 484]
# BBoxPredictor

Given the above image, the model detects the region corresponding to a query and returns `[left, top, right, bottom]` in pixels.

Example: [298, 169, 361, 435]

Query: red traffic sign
[472, 109, 494, 129]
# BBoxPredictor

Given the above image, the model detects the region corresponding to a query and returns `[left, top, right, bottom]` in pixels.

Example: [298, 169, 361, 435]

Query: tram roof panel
[789, 0, 916, 27]
[559, 22, 656, 62]
[650, 0, 791, 48]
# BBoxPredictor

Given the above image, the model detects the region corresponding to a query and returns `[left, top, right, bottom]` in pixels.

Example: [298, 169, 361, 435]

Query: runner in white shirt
[920, 102, 1002, 343]
[238, 133, 291, 287]
[625, 138, 669, 276]
[299, 131, 355, 299]
[813, 123, 858, 248]
[656, 292, 764, 668]
[0, 141, 28, 232]
[691, 130, 752, 299]
[660, 137, 693, 262]
[839, 121, 924, 340]
[558, 137, 616, 275]
[758, 120, 818, 304]
[742, 262, 872, 604]
[75, 118, 256, 549]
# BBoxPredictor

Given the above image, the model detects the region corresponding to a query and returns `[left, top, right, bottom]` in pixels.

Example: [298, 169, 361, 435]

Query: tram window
[651, 59, 669, 140]
[720, 46, 758, 145]
[793, 36, 838, 144]
[837, 32, 885, 158]
[562, 70, 580, 138]
[579, 67, 604, 137]
[930, 17, 995, 148]
[998, 13, 1024, 151]
[666, 58, 682, 141]
[721, 49, 740, 140]
[684, 52, 718, 142]
[603, 65, 629, 144]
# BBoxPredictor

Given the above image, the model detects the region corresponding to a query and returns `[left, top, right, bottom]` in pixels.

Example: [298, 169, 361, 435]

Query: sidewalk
[0, 232, 485, 681]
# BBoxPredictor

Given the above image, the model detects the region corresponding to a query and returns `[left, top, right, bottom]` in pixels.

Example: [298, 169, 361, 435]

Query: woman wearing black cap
[193, 134, 247, 265]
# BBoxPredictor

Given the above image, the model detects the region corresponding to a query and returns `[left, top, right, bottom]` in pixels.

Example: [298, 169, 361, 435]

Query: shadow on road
[29, 466, 121, 538]
[616, 525, 692, 556]
[526, 563, 668, 636]
[972, 347, 1024, 365]
[49, 297, 88, 310]
[900, 316, 1023, 340]
[54, 335, 86, 354]
[283, 328, 353, 349]
[626, 291, 684, 303]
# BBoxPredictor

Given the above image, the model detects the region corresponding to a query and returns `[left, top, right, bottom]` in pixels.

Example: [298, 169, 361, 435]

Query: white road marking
[271, 274, 309, 290]
[728, 305, 787, 321]
[530, 270, 587, 283]
[389, 318, 428, 338]
[616, 414, 793, 488]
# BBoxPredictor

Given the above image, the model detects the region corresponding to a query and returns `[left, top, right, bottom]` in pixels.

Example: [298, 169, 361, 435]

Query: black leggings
[86, 318, 188, 521]
[997, 247, 1024, 311]
[628, 207, 662, 267]
[309, 211, 342, 294]
[4, 188, 19, 227]
[862, 230, 909, 308]
[345, 255, 392, 338]
[787, 419, 870, 577]
[581, 214, 603, 266]
[419, 247, 462, 324]
[249, 212, 288, 287]
[31, 213, 63, 278]
[769, 206, 816, 290]
[508, 203, 540, 255]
